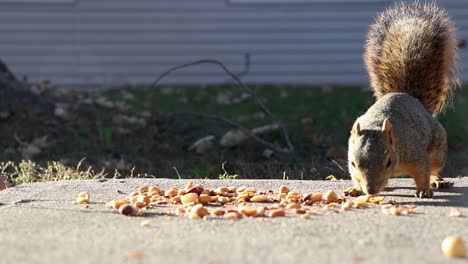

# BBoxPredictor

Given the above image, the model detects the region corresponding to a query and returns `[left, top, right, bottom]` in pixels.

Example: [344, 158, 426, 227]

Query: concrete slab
[0, 178, 467, 264]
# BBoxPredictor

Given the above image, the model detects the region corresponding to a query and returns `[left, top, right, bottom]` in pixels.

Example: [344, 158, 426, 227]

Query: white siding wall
[0, 0, 467, 87]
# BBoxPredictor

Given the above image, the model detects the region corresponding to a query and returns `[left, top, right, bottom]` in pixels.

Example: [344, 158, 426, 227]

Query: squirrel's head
[348, 119, 396, 195]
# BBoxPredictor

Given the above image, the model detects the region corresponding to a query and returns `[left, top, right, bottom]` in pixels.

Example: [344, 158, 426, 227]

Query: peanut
[134, 201, 147, 208]
[277, 193, 286, 201]
[187, 185, 204, 195]
[76, 197, 89, 204]
[300, 213, 311, 219]
[185, 181, 194, 190]
[136, 195, 150, 205]
[181, 193, 198, 205]
[356, 195, 373, 203]
[111, 199, 128, 209]
[279, 185, 290, 194]
[286, 192, 301, 200]
[239, 205, 258, 217]
[303, 193, 322, 203]
[177, 189, 187, 196]
[286, 203, 301, 210]
[164, 188, 177, 198]
[191, 204, 209, 218]
[293, 208, 307, 215]
[323, 190, 340, 203]
[148, 186, 162, 196]
[389, 206, 402, 216]
[198, 194, 211, 205]
[171, 196, 181, 204]
[236, 186, 247, 193]
[78, 192, 90, 200]
[217, 196, 230, 204]
[341, 200, 353, 211]
[140, 220, 151, 227]
[214, 187, 230, 195]
[354, 199, 366, 208]
[268, 209, 286, 218]
[256, 207, 265, 216]
[242, 187, 256, 194]
[119, 204, 137, 216]
[441, 236, 467, 258]
[369, 196, 385, 204]
[77, 192, 90, 204]
[250, 195, 271, 203]
[210, 209, 225, 217]
[236, 193, 250, 201]
[224, 212, 239, 220]
[138, 185, 148, 193]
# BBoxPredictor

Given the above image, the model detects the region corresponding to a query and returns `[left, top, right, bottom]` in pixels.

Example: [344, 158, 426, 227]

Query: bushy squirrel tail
[364, 2, 458, 116]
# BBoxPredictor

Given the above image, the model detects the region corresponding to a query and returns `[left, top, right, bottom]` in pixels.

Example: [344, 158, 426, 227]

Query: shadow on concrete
[394, 186, 468, 208]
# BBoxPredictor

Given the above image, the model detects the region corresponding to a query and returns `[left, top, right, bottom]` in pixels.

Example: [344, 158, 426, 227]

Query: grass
[0, 159, 106, 186]
[1, 84, 467, 185]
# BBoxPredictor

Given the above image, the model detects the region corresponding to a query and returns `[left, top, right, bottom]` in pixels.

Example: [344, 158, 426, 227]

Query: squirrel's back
[364, 2, 457, 116]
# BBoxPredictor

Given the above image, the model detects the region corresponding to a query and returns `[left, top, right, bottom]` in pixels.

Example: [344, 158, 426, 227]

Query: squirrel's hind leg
[396, 162, 433, 198]
[428, 125, 453, 189]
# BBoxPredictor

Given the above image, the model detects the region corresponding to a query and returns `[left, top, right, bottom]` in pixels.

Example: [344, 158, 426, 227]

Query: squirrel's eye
[351, 162, 356, 168]
[386, 159, 392, 169]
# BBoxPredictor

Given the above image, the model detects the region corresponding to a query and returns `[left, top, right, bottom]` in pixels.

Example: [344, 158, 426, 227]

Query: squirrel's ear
[382, 119, 392, 133]
[352, 121, 361, 136]
[382, 119, 393, 145]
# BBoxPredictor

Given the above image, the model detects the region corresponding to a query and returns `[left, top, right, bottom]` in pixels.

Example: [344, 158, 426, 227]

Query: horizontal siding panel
[16, 65, 366, 74]
[0, 42, 366, 51]
[0, 0, 466, 87]
[0, 22, 374, 31]
[0, 33, 365, 43]
[5, 54, 362, 64]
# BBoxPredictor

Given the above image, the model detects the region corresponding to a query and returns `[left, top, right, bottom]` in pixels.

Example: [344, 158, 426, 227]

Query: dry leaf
[220, 130, 248, 147]
[189, 135, 215, 154]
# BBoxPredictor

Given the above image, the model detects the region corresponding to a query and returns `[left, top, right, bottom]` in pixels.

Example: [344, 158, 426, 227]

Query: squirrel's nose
[366, 185, 378, 195]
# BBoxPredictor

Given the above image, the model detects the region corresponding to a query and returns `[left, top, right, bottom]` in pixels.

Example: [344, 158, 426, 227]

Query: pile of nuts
[98, 182, 409, 220]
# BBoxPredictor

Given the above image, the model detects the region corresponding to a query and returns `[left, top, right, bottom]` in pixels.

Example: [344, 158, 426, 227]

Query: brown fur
[347, 2, 458, 198]
[364, 2, 458, 116]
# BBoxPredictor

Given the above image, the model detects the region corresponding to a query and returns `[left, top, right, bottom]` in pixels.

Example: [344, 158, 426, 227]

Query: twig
[329, 159, 348, 175]
[168, 111, 291, 155]
[151, 59, 295, 153]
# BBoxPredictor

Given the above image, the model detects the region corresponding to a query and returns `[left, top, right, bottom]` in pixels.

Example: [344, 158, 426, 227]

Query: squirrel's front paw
[415, 189, 434, 199]
[344, 187, 364, 197]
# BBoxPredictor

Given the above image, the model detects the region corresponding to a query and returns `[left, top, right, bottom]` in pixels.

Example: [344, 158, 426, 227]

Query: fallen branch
[220, 123, 280, 147]
[168, 112, 291, 155]
[151, 59, 295, 153]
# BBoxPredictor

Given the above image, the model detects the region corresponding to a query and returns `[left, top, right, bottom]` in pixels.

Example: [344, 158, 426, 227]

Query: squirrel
[345, 2, 458, 198]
